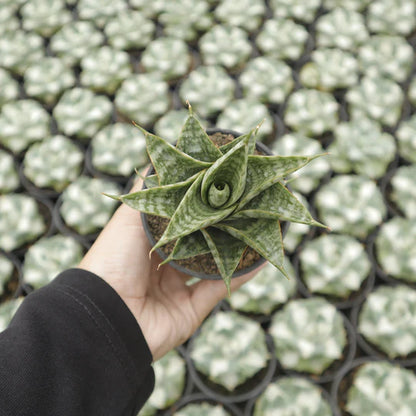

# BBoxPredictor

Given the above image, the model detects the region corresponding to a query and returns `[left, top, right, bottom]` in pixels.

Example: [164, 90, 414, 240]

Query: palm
[79, 176, 259, 361]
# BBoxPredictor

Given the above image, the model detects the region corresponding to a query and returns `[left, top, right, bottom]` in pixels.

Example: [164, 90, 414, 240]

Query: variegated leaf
[176, 113, 223, 162]
[109, 174, 198, 218]
[218, 126, 258, 155]
[152, 173, 235, 251]
[215, 218, 288, 278]
[201, 227, 247, 295]
[159, 231, 210, 265]
[143, 174, 159, 188]
[201, 134, 250, 209]
[135, 124, 212, 185]
[234, 181, 325, 226]
[237, 154, 324, 209]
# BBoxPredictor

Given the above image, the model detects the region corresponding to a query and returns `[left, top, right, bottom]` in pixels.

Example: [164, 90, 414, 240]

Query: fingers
[189, 262, 265, 324]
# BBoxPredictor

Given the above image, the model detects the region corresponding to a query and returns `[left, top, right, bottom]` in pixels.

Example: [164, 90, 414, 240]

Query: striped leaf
[201, 134, 250, 209]
[215, 218, 288, 278]
[136, 125, 212, 185]
[152, 173, 235, 251]
[159, 231, 210, 265]
[234, 181, 325, 226]
[237, 154, 324, 209]
[201, 227, 247, 295]
[109, 174, 198, 218]
[176, 112, 223, 162]
[143, 174, 159, 188]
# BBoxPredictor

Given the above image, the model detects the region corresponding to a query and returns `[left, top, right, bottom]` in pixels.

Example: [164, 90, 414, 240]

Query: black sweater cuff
[52, 268, 154, 374]
[0, 268, 155, 416]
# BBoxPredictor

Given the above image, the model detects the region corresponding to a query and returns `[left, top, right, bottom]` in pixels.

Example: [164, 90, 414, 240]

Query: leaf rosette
[108, 107, 324, 292]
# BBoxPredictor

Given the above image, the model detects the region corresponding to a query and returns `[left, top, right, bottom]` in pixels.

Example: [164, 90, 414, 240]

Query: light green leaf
[201, 227, 247, 295]
[237, 154, 324, 209]
[110, 174, 198, 218]
[176, 113, 223, 162]
[143, 174, 159, 188]
[135, 124, 212, 185]
[159, 231, 210, 265]
[152, 173, 235, 251]
[201, 134, 250, 209]
[215, 218, 288, 277]
[234, 181, 325, 226]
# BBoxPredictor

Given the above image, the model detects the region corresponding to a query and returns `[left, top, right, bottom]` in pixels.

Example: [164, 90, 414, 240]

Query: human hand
[79, 170, 262, 361]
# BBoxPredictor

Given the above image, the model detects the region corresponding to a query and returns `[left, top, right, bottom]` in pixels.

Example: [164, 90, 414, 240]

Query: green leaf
[215, 218, 288, 278]
[176, 112, 223, 162]
[152, 173, 235, 251]
[159, 231, 210, 265]
[143, 174, 159, 188]
[201, 134, 250, 209]
[135, 124, 212, 185]
[234, 181, 325, 226]
[111, 174, 199, 218]
[201, 227, 247, 295]
[237, 154, 324, 209]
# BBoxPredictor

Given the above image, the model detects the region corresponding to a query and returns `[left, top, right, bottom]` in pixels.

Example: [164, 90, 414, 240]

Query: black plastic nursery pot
[170, 393, 244, 416]
[140, 128, 281, 281]
[185, 332, 277, 404]
[293, 249, 376, 310]
[366, 229, 416, 289]
[330, 357, 384, 416]
[52, 195, 98, 247]
[350, 291, 416, 368]
[84, 145, 132, 187]
[378, 162, 403, 219]
[18, 162, 60, 200]
[244, 375, 338, 416]
[280, 313, 357, 385]
[12, 195, 55, 259]
[0, 250, 23, 303]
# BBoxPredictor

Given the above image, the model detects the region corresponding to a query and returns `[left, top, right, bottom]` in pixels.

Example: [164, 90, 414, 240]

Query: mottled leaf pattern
[113, 112, 324, 289]
[234, 181, 325, 226]
[201, 227, 247, 295]
[143, 174, 159, 188]
[152, 173, 235, 251]
[237, 154, 323, 209]
[201, 135, 249, 208]
[110, 174, 197, 218]
[137, 125, 211, 185]
[176, 112, 223, 162]
[159, 231, 210, 265]
[215, 218, 287, 277]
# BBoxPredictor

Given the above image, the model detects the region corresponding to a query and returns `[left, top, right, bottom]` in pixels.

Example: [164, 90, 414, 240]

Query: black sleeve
[0, 268, 155, 416]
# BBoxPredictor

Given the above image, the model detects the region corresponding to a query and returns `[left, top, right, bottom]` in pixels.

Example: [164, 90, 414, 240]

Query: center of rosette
[207, 182, 230, 208]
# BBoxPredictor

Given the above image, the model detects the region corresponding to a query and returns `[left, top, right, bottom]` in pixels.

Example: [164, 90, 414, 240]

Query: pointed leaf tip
[102, 192, 121, 201]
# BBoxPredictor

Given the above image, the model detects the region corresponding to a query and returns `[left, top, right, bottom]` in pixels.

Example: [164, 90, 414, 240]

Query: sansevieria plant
[107, 106, 325, 293]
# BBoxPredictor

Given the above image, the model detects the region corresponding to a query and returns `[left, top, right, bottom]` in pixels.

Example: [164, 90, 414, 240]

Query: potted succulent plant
[186, 310, 275, 403]
[108, 107, 324, 292]
[247, 376, 334, 416]
[332, 358, 416, 416]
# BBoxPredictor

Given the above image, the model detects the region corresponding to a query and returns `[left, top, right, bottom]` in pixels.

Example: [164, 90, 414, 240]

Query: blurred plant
[270, 297, 347, 374]
[346, 361, 416, 415]
[358, 285, 416, 358]
[253, 377, 332, 416]
[190, 311, 269, 390]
